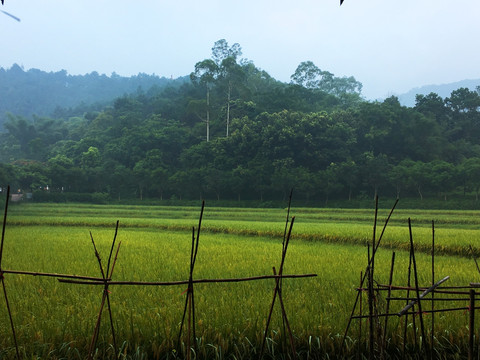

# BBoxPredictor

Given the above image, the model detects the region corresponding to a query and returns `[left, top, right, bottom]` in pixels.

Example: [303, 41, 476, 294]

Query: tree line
[1, 39, 480, 204]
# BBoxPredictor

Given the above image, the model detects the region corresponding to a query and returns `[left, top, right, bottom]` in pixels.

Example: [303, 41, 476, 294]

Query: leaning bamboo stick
[259, 216, 295, 359]
[0, 185, 20, 360]
[178, 202, 203, 359]
[273, 267, 297, 359]
[398, 276, 450, 316]
[382, 252, 396, 358]
[408, 218, 428, 357]
[431, 220, 435, 360]
[88, 231, 121, 359]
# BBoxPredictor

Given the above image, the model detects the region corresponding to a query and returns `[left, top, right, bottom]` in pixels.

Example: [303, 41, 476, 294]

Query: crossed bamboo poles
[342, 199, 480, 360]
[0, 191, 316, 359]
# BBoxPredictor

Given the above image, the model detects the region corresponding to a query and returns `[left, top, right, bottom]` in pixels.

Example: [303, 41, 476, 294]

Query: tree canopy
[1, 40, 480, 205]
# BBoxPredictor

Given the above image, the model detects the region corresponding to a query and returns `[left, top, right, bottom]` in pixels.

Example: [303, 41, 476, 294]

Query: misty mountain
[397, 79, 480, 107]
[0, 64, 187, 128]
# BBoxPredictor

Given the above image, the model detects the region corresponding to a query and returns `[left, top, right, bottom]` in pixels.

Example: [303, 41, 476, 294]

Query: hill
[397, 79, 480, 107]
[0, 64, 187, 128]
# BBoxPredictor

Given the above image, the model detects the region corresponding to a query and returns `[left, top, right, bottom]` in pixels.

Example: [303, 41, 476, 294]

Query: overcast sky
[1, 0, 479, 100]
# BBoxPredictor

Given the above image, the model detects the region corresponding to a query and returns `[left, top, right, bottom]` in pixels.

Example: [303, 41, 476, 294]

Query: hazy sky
[1, 0, 479, 100]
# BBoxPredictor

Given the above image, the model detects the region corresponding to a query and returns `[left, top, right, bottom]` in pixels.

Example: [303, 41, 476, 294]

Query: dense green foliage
[1, 39, 480, 204]
[2, 204, 480, 358]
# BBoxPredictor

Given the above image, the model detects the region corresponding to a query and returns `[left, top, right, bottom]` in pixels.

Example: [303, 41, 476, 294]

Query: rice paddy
[1, 202, 480, 358]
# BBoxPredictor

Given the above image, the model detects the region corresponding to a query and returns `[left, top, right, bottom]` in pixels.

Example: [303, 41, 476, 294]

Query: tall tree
[211, 39, 244, 137]
[190, 59, 219, 141]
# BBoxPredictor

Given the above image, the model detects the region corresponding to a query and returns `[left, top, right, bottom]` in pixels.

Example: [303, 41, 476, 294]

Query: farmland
[1, 202, 480, 358]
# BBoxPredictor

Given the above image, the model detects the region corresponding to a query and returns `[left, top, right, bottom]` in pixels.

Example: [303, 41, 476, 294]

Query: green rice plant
[2, 204, 480, 358]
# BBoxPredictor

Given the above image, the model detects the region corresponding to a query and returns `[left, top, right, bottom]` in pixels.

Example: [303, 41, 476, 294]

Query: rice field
[1, 203, 480, 358]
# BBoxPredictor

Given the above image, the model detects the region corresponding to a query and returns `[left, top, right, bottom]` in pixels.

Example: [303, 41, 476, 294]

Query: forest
[1, 39, 480, 205]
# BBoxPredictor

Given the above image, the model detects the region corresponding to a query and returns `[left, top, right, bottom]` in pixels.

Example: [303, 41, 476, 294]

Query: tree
[0, 163, 14, 192]
[461, 157, 480, 200]
[290, 61, 324, 89]
[47, 154, 74, 191]
[133, 149, 167, 200]
[445, 88, 480, 143]
[318, 163, 344, 205]
[336, 160, 359, 201]
[211, 39, 242, 65]
[190, 59, 219, 141]
[218, 57, 246, 137]
[428, 160, 456, 200]
[359, 152, 391, 199]
[291, 61, 362, 95]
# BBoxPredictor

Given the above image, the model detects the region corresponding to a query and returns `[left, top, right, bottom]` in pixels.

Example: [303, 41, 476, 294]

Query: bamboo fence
[4, 186, 480, 359]
[342, 198, 480, 360]
[0, 187, 316, 360]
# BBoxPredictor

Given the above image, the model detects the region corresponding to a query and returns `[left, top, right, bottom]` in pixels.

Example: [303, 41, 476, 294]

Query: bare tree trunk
[206, 86, 210, 142]
[226, 82, 231, 137]
[418, 186, 423, 201]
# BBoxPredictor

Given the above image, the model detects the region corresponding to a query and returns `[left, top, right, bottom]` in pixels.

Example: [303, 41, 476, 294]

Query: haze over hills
[2, 63, 479, 131]
[0, 64, 187, 128]
[396, 79, 480, 107]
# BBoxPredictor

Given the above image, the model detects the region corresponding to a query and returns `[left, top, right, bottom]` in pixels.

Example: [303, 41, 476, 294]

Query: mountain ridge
[396, 79, 480, 107]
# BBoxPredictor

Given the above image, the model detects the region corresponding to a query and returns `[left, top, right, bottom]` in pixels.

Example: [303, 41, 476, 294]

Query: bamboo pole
[382, 252, 396, 357]
[357, 271, 363, 360]
[352, 306, 480, 319]
[280, 188, 293, 353]
[87, 229, 121, 359]
[469, 245, 480, 277]
[259, 216, 295, 359]
[469, 289, 475, 360]
[398, 277, 450, 316]
[3, 269, 108, 281]
[431, 220, 435, 360]
[58, 273, 317, 286]
[402, 242, 413, 360]
[178, 201, 203, 359]
[341, 198, 399, 355]
[273, 267, 296, 359]
[0, 185, 20, 360]
[371, 197, 379, 359]
[367, 243, 374, 360]
[387, 297, 471, 302]
[0, 185, 10, 264]
[408, 218, 428, 357]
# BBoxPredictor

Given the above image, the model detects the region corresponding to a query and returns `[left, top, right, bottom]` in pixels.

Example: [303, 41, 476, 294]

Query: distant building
[11, 194, 24, 202]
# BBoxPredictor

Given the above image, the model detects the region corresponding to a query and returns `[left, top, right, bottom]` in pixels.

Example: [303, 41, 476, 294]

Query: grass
[1, 203, 480, 358]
